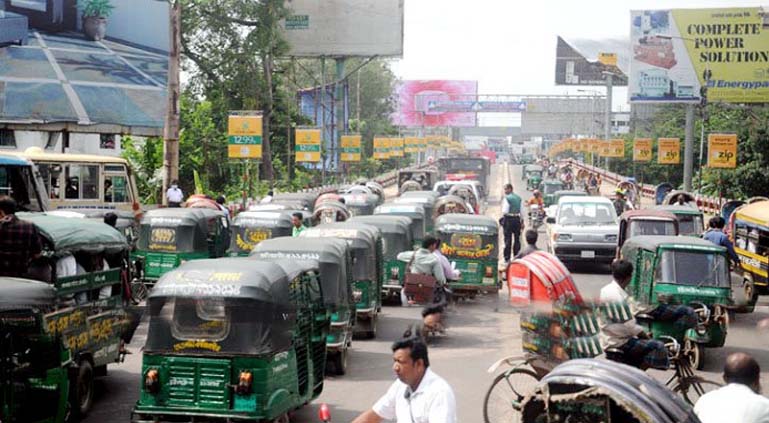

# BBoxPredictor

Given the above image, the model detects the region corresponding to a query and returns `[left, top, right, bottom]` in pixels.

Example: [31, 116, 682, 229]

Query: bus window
[105, 175, 128, 203]
[37, 163, 63, 199]
[65, 164, 99, 200]
[0, 165, 44, 212]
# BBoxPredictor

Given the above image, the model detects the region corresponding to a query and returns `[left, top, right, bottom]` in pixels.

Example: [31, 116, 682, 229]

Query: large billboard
[630, 7, 769, 103]
[555, 36, 628, 86]
[392, 80, 478, 127]
[280, 0, 404, 57]
[0, 0, 170, 135]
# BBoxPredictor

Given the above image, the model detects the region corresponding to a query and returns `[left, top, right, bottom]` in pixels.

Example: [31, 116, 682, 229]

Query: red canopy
[507, 251, 583, 306]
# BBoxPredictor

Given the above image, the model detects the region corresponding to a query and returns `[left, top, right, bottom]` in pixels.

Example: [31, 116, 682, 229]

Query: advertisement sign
[633, 138, 653, 162]
[657, 138, 681, 164]
[417, 137, 427, 152]
[0, 0, 170, 136]
[707, 133, 738, 168]
[404, 137, 420, 154]
[279, 0, 404, 57]
[589, 139, 601, 154]
[607, 139, 625, 158]
[390, 138, 404, 157]
[228, 113, 263, 159]
[555, 36, 628, 86]
[392, 80, 478, 127]
[630, 7, 769, 103]
[340, 135, 362, 162]
[373, 137, 389, 159]
[295, 128, 322, 162]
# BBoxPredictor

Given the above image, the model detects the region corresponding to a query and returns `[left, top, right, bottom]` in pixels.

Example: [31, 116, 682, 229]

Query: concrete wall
[1, 131, 123, 157]
[101, 0, 169, 53]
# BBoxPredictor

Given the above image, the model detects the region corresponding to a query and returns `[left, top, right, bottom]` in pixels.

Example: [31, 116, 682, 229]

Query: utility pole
[683, 103, 695, 191]
[603, 72, 613, 169]
[320, 57, 326, 184]
[161, 0, 181, 205]
[335, 58, 346, 176]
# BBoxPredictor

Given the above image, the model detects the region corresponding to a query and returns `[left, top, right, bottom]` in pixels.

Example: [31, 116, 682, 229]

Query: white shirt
[694, 383, 769, 423]
[599, 280, 629, 303]
[373, 368, 457, 423]
[259, 195, 273, 204]
[599, 280, 643, 348]
[166, 186, 183, 203]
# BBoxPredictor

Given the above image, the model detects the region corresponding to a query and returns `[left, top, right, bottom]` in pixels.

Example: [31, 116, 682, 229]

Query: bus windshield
[0, 164, 45, 212]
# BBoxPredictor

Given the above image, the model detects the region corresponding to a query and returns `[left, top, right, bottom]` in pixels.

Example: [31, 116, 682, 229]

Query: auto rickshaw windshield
[654, 250, 729, 288]
[678, 215, 704, 235]
[543, 183, 562, 195]
[629, 220, 677, 237]
[381, 232, 410, 259]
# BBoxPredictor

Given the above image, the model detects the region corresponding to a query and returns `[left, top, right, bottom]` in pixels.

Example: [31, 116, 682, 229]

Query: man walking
[501, 183, 523, 263]
[353, 336, 457, 423]
[166, 180, 184, 207]
[0, 196, 42, 278]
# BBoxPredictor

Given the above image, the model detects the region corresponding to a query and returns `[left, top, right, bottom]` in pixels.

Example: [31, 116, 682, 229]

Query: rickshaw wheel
[684, 339, 705, 370]
[672, 375, 721, 405]
[331, 350, 348, 376]
[70, 360, 94, 417]
[271, 413, 290, 423]
[130, 280, 149, 303]
[483, 368, 539, 423]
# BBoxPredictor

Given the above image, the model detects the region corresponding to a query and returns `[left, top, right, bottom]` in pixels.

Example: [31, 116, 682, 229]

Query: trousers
[502, 215, 522, 262]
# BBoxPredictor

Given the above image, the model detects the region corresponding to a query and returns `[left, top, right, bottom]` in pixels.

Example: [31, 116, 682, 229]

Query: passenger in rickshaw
[599, 259, 697, 371]
[515, 229, 539, 259]
[703, 216, 740, 268]
[401, 236, 448, 332]
[612, 189, 633, 216]
[291, 212, 306, 237]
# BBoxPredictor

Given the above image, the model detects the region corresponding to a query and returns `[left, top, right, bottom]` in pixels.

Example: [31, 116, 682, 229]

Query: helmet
[615, 188, 625, 196]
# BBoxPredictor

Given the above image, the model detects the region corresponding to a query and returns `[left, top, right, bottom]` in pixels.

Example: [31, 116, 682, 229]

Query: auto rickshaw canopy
[348, 215, 413, 259]
[19, 212, 128, 256]
[300, 222, 379, 282]
[138, 208, 224, 253]
[0, 277, 56, 310]
[272, 192, 318, 210]
[541, 180, 565, 195]
[622, 235, 723, 254]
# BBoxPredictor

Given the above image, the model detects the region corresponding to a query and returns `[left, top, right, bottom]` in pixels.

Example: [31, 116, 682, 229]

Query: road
[83, 162, 769, 423]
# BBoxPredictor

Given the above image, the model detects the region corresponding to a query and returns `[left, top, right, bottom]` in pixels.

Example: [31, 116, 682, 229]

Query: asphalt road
[83, 162, 769, 423]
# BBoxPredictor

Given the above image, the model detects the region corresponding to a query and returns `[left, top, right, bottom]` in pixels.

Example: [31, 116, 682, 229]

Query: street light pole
[603, 71, 614, 169]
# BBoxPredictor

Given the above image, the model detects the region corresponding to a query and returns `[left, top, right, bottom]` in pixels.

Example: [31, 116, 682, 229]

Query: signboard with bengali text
[707, 133, 737, 168]
[658, 138, 681, 164]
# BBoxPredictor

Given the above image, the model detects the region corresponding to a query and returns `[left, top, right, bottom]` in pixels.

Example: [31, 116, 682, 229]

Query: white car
[546, 196, 619, 264]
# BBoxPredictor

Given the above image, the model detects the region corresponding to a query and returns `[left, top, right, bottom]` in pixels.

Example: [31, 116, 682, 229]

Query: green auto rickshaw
[251, 237, 355, 375]
[229, 210, 294, 256]
[523, 165, 544, 191]
[393, 192, 438, 233]
[435, 214, 499, 297]
[0, 278, 70, 423]
[655, 205, 705, 236]
[272, 192, 318, 211]
[16, 213, 134, 418]
[341, 192, 379, 217]
[542, 180, 566, 208]
[131, 258, 329, 423]
[134, 208, 229, 284]
[348, 215, 414, 303]
[621, 236, 732, 370]
[300, 222, 383, 338]
[375, 202, 426, 249]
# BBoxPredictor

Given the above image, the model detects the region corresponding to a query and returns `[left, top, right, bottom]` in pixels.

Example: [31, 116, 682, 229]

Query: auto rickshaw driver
[613, 189, 633, 217]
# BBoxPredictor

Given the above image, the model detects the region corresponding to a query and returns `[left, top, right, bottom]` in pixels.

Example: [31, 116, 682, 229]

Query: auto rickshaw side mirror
[546, 216, 556, 224]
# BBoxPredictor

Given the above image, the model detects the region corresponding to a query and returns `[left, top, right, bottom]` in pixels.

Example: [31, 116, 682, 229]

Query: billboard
[340, 135, 361, 162]
[555, 36, 628, 86]
[0, 0, 170, 136]
[630, 7, 769, 103]
[228, 113, 263, 159]
[298, 83, 349, 170]
[295, 128, 322, 162]
[707, 133, 737, 168]
[280, 0, 404, 57]
[658, 138, 681, 164]
[392, 80, 478, 127]
[633, 138, 653, 162]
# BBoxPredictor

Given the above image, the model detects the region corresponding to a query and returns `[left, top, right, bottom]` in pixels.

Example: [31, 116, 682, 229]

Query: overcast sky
[389, 0, 767, 123]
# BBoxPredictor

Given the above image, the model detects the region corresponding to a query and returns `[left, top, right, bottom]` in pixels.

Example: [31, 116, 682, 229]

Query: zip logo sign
[707, 133, 737, 169]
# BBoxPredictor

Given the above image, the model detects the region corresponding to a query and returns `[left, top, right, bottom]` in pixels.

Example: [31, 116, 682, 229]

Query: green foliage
[77, 0, 114, 18]
[121, 136, 163, 204]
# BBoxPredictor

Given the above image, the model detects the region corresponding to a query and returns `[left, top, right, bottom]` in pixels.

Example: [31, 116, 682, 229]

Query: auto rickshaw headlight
[144, 369, 160, 394]
[352, 289, 363, 303]
[237, 371, 253, 395]
[390, 268, 399, 280]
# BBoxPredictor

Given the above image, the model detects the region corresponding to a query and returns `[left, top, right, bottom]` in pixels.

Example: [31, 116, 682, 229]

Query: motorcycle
[529, 204, 545, 229]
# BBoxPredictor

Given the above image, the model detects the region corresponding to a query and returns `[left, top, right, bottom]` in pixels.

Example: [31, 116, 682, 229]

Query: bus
[4, 147, 141, 214]
[0, 153, 48, 211]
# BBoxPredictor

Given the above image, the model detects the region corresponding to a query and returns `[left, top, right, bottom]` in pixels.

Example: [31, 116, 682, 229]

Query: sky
[389, 0, 768, 124]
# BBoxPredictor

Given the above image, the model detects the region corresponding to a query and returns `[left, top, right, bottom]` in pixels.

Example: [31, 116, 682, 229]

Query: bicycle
[482, 337, 721, 423]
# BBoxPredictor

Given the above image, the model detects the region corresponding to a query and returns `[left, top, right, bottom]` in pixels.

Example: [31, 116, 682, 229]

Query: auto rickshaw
[130, 258, 330, 423]
[133, 208, 229, 284]
[229, 210, 296, 256]
[272, 192, 318, 211]
[541, 180, 565, 208]
[524, 165, 544, 191]
[655, 205, 705, 236]
[621, 236, 732, 370]
[730, 200, 769, 312]
[618, 180, 641, 210]
[393, 193, 437, 233]
[365, 181, 386, 204]
[655, 183, 675, 205]
[341, 192, 379, 217]
[49, 208, 137, 248]
[16, 212, 133, 417]
[248, 202, 305, 212]
[434, 195, 473, 218]
[313, 200, 351, 224]
[435, 214, 499, 297]
[448, 184, 480, 214]
[251, 237, 355, 375]
[398, 168, 438, 192]
[300, 222, 383, 338]
[662, 190, 697, 207]
[348, 215, 414, 302]
[617, 209, 679, 252]
[375, 202, 426, 249]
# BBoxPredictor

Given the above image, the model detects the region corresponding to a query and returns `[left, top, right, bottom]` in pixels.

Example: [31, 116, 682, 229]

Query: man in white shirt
[166, 180, 184, 207]
[694, 352, 769, 423]
[434, 246, 460, 281]
[353, 337, 457, 423]
[260, 190, 274, 204]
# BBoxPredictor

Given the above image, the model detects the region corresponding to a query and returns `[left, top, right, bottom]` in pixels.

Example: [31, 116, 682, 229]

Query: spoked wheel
[683, 338, 705, 370]
[130, 279, 149, 303]
[672, 375, 721, 405]
[483, 368, 539, 423]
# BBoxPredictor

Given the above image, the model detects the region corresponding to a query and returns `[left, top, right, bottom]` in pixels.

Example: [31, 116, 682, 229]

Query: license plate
[581, 250, 595, 258]
[482, 277, 495, 284]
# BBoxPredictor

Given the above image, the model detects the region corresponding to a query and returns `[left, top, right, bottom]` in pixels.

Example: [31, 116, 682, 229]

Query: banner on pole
[295, 128, 322, 162]
[404, 137, 420, 153]
[657, 138, 681, 164]
[340, 135, 362, 162]
[390, 138, 404, 157]
[633, 138, 652, 162]
[373, 137, 389, 159]
[707, 133, 737, 169]
[227, 113, 263, 159]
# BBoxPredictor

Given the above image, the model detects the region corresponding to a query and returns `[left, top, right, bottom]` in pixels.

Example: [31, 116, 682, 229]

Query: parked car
[546, 196, 619, 264]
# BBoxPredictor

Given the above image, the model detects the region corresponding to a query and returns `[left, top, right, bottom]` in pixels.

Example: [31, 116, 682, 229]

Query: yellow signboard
[227, 114, 263, 159]
[404, 137, 420, 154]
[707, 133, 737, 169]
[340, 135, 362, 162]
[633, 138, 652, 162]
[389, 138, 404, 157]
[373, 137, 389, 159]
[598, 52, 617, 66]
[295, 128, 321, 162]
[658, 138, 681, 165]
[589, 139, 601, 154]
[416, 137, 427, 152]
[605, 139, 625, 158]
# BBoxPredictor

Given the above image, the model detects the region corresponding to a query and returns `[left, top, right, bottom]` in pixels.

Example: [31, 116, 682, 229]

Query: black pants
[168, 202, 181, 208]
[503, 215, 522, 262]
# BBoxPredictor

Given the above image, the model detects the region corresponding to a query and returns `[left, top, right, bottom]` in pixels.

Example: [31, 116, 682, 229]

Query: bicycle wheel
[483, 367, 540, 423]
[671, 375, 721, 405]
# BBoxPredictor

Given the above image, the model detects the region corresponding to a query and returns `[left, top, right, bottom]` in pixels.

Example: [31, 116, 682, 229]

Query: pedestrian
[501, 183, 523, 263]
[166, 180, 183, 207]
[352, 336, 457, 423]
[515, 229, 539, 259]
[291, 212, 306, 237]
[103, 212, 118, 228]
[703, 216, 739, 267]
[0, 196, 43, 278]
[260, 190, 274, 204]
[694, 352, 769, 423]
[216, 195, 230, 218]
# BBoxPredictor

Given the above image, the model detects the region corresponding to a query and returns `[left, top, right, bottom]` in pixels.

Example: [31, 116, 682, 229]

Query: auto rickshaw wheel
[271, 413, 290, 423]
[330, 350, 348, 376]
[742, 281, 758, 313]
[70, 360, 94, 418]
[365, 315, 378, 339]
[684, 338, 705, 370]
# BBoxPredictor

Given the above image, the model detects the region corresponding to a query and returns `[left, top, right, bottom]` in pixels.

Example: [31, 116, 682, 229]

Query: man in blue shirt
[703, 216, 739, 267]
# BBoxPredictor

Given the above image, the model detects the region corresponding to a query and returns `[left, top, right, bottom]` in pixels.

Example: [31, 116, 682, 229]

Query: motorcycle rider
[527, 190, 545, 227]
